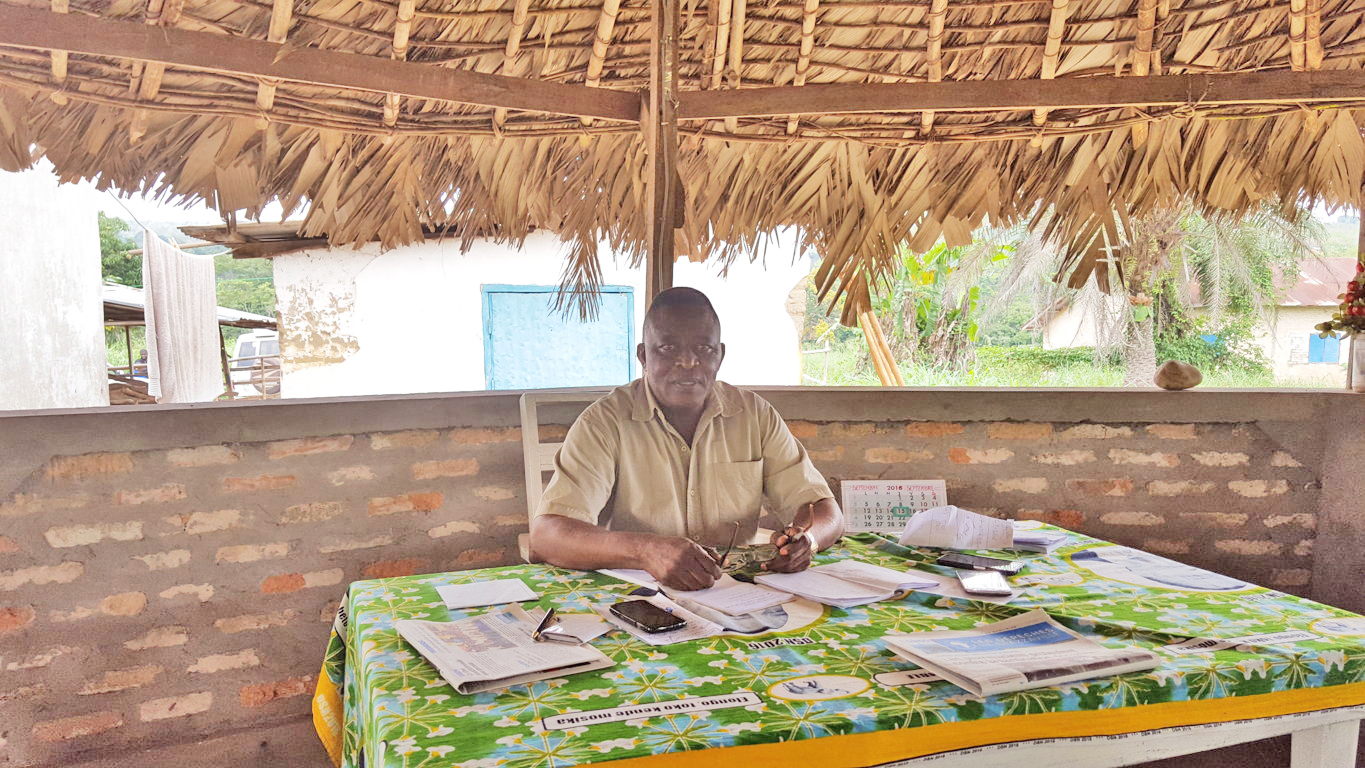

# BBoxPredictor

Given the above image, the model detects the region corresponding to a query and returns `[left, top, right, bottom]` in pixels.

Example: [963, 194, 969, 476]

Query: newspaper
[883, 608, 1160, 697]
[396, 605, 614, 694]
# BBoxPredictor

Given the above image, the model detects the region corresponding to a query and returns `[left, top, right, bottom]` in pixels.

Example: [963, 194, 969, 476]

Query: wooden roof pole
[48, 0, 67, 104]
[1032, 0, 1068, 127]
[384, 0, 417, 129]
[920, 0, 947, 135]
[645, 0, 680, 303]
[709, 0, 732, 90]
[1130, 0, 1157, 145]
[129, 0, 185, 142]
[254, 0, 293, 128]
[1306, 0, 1324, 70]
[494, 0, 534, 131]
[786, 0, 820, 135]
[581, 0, 623, 127]
[724, 0, 746, 133]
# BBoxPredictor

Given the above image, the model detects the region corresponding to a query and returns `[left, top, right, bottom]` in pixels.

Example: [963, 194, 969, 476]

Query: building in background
[0, 165, 107, 410]
[188, 224, 811, 398]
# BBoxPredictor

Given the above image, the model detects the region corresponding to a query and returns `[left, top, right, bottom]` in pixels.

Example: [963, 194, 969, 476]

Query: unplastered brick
[1214, 539, 1283, 556]
[428, 520, 480, 538]
[473, 486, 516, 502]
[1100, 511, 1164, 526]
[904, 422, 964, 438]
[369, 430, 440, 450]
[45, 521, 144, 548]
[45, 452, 135, 481]
[318, 534, 394, 553]
[362, 558, 430, 579]
[215, 610, 296, 634]
[1, 492, 90, 518]
[1145, 424, 1197, 439]
[78, 665, 163, 695]
[808, 447, 845, 461]
[453, 548, 507, 568]
[1294, 539, 1313, 557]
[1066, 478, 1134, 496]
[1015, 509, 1084, 529]
[1270, 451, 1303, 468]
[0, 605, 35, 635]
[221, 474, 296, 492]
[1032, 450, 1096, 465]
[5, 645, 77, 671]
[166, 509, 245, 535]
[31, 711, 123, 742]
[828, 423, 879, 438]
[280, 501, 345, 525]
[100, 592, 148, 616]
[267, 435, 355, 460]
[986, 422, 1053, 440]
[1271, 569, 1312, 587]
[1229, 479, 1290, 498]
[1264, 512, 1315, 529]
[785, 420, 818, 440]
[992, 477, 1048, 494]
[948, 447, 1014, 464]
[167, 445, 241, 467]
[124, 626, 189, 650]
[1146, 480, 1215, 497]
[0, 535, 17, 553]
[865, 448, 934, 464]
[0, 561, 83, 591]
[139, 692, 213, 721]
[261, 569, 343, 594]
[369, 492, 444, 516]
[133, 549, 191, 570]
[1059, 424, 1132, 439]
[159, 584, 214, 602]
[1141, 539, 1192, 555]
[216, 542, 290, 563]
[328, 466, 376, 486]
[450, 427, 520, 445]
[115, 484, 188, 505]
[187, 650, 260, 674]
[1189, 451, 1250, 467]
[412, 458, 480, 480]
[536, 425, 568, 442]
[1108, 449, 1180, 467]
[239, 676, 312, 707]
[1180, 512, 1249, 529]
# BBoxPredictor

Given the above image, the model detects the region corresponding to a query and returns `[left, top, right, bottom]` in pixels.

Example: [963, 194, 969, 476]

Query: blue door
[483, 285, 636, 390]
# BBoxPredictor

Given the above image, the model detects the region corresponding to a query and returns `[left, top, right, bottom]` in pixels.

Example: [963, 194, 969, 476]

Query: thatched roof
[0, 0, 1362, 319]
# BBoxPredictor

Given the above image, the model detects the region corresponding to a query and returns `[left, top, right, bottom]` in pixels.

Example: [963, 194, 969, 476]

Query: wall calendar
[840, 480, 948, 533]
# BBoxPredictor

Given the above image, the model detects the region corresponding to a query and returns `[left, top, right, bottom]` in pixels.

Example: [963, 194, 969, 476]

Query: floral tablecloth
[312, 526, 1365, 768]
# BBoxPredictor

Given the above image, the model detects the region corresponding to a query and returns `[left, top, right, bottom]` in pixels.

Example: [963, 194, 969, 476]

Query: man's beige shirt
[535, 379, 833, 547]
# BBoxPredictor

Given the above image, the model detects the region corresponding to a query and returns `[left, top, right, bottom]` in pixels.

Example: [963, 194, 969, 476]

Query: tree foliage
[99, 212, 141, 287]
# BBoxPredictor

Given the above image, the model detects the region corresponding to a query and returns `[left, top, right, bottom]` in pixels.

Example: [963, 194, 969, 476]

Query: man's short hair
[644, 287, 720, 335]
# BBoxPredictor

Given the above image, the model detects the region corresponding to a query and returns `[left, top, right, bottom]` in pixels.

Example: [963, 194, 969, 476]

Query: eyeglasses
[530, 608, 581, 644]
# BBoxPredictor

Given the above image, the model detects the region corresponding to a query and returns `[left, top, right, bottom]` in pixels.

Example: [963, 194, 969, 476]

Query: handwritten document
[897, 505, 1013, 550]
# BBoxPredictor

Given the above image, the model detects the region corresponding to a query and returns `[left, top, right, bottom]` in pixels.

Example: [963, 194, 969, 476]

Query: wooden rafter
[1130, 0, 1157, 145]
[384, 0, 417, 128]
[494, 0, 533, 130]
[1305, 0, 1324, 70]
[724, 0, 746, 132]
[920, 0, 947, 134]
[1032, 0, 1068, 127]
[786, 0, 820, 135]
[646, 0, 680, 301]
[48, 0, 67, 104]
[128, 0, 186, 142]
[677, 70, 1365, 119]
[581, 0, 623, 127]
[1289, 0, 1307, 71]
[254, 0, 294, 125]
[708, 0, 732, 90]
[0, 5, 641, 122]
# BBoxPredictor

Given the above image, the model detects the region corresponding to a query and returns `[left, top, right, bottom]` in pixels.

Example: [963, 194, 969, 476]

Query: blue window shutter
[1308, 334, 1326, 363]
[1324, 334, 1342, 364]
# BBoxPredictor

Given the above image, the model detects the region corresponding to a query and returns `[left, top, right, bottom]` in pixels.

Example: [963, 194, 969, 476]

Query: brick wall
[0, 388, 1358, 766]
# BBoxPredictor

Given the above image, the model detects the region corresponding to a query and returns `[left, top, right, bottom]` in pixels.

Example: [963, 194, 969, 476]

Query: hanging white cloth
[142, 230, 222, 403]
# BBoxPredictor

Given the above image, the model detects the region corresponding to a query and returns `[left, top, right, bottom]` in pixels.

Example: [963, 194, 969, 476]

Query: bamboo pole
[1032, 0, 1068, 127]
[867, 311, 905, 385]
[1130, 0, 1157, 145]
[920, 0, 947, 135]
[645, 0, 680, 303]
[858, 313, 892, 385]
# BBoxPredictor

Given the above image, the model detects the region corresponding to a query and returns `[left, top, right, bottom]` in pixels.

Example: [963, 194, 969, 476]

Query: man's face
[637, 306, 725, 412]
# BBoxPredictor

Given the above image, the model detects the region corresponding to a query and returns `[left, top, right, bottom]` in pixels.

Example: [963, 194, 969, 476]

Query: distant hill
[118, 220, 230, 256]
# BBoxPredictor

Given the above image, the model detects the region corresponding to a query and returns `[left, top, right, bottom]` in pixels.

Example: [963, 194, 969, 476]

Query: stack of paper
[436, 578, 538, 610]
[898, 505, 1014, 550]
[1010, 530, 1068, 553]
[670, 575, 794, 614]
[756, 560, 937, 608]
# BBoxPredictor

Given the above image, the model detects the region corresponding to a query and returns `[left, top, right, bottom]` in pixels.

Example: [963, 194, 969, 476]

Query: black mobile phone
[609, 600, 687, 633]
[935, 553, 1024, 576]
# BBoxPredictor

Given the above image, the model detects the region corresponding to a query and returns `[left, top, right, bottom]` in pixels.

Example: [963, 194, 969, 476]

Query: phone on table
[956, 568, 1014, 596]
[609, 599, 687, 633]
[935, 553, 1024, 576]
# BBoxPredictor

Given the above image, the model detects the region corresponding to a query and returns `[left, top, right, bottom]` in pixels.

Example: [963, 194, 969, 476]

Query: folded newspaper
[883, 608, 1160, 696]
[396, 605, 613, 694]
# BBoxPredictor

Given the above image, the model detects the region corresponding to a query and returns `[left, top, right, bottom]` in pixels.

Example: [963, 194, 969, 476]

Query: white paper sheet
[436, 579, 539, 610]
[668, 575, 794, 615]
[755, 568, 893, 608]
[815, 560, 938, 592]
[897, 505, 1014, 550]
[598, 569, 660, 590]
[546, 613, 614, 644]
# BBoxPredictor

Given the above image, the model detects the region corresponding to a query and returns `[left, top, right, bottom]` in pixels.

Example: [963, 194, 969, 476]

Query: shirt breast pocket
[706, 459, 764, 517]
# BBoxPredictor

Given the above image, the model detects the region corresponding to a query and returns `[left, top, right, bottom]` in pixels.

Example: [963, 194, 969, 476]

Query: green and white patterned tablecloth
[312, 526, 1365, 768]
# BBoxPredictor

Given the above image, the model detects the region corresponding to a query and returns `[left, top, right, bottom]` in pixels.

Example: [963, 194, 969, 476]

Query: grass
[801, 343, 1348, 389]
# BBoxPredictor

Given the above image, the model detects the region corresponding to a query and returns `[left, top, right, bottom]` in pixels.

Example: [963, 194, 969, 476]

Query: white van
[230, 330, 281, 396]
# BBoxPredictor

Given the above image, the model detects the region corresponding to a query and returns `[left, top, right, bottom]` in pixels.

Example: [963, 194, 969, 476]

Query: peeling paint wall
[0, 166, 106, 410]
[269, 231, 812, 398]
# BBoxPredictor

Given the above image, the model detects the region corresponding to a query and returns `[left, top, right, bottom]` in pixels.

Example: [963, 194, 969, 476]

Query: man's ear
[636, 342, 646, 369]
[717, 342, 726, 368]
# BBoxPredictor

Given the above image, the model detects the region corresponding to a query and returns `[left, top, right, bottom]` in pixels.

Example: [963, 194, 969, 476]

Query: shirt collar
[631, 378, 741, 422]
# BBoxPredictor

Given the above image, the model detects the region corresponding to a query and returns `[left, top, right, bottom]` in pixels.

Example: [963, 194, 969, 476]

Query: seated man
[529, 287, 843, 590]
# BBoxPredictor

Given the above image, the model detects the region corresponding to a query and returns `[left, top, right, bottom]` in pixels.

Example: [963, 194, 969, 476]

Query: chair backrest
[517, 389, 607, 562]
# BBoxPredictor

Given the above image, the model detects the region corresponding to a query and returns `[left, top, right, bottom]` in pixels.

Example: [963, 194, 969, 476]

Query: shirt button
[689, 490, 697, 498]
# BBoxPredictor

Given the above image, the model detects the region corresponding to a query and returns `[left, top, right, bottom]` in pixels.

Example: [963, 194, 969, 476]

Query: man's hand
[765, 526, 815, 573]
[644, 536, 723, 590]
